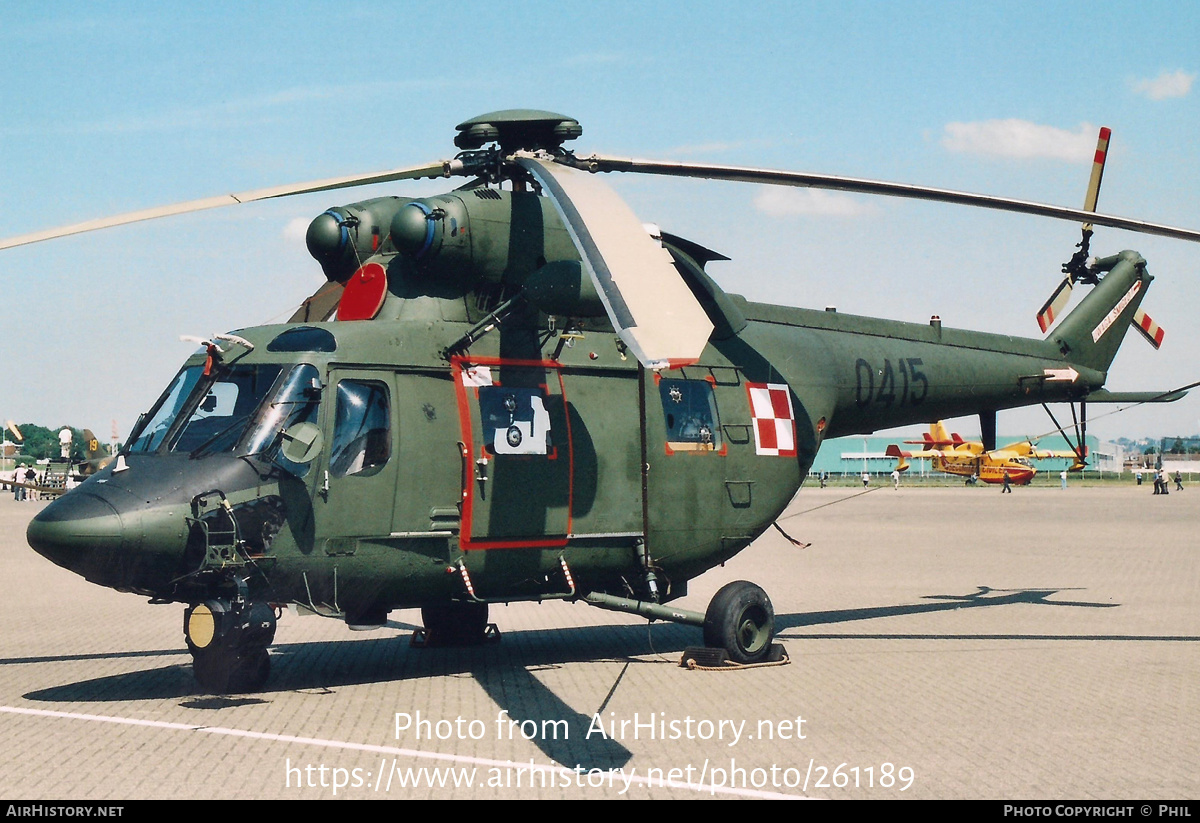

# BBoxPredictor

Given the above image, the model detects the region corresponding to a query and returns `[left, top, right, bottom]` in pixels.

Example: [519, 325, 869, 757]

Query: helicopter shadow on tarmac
[20, 584, 1150, 709]
[4, 582, 1127, 694]
[18, 585, 1147, 695]
[22, 583, 1194, 769]
[776, 584, 1120, 637]
[19, 620, 699, 770]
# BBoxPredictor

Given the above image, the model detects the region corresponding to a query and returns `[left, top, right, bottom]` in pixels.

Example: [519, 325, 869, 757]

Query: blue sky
[1, 1, 1197, 442]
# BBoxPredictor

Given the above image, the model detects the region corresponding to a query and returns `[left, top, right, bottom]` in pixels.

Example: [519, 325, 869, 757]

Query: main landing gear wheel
[703, 581, 775, 664]
[417, 601, 495, 646]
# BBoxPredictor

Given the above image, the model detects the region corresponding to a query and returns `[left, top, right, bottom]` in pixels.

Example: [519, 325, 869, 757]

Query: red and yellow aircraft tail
[885, 443, 911, 472]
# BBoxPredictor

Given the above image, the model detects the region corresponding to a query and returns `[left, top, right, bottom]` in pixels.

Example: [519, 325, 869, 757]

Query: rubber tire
[192, 646, 233, 694]
[229, 647, 271, 693]
[703, 581, 775, 664]
[421, 601, 489, 645]
[193, 645, 271, 694]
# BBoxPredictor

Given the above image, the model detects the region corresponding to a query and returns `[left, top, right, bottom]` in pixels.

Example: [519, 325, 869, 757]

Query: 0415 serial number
[807, 761, 915, 792]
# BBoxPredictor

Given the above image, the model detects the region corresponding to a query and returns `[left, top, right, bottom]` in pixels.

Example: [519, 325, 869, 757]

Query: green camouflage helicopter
[9, 110, 1196, 693]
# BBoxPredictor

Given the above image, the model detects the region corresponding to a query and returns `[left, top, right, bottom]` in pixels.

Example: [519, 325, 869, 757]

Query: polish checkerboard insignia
[746, 382, 796, 457]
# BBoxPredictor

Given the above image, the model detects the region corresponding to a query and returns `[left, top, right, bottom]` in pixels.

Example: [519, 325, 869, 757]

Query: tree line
[5, 423, 108, 463]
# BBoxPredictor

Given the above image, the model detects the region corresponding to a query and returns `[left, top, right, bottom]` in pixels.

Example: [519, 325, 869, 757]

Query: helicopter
[10, 109, 1199, 694]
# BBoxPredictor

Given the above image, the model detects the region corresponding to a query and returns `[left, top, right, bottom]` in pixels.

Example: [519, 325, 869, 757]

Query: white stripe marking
[1091, 280, 1141, 342]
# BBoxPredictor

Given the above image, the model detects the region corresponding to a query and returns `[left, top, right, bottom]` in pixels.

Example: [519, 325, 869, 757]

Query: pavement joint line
[0, 705, 809, 800]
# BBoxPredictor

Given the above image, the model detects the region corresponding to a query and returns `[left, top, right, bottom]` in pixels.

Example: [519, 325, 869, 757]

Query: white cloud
[753, 187, 874, 217]
[283, 216, 310, 243]
[1131, 69, 1195, 100]
[941, 119, 1098, 162]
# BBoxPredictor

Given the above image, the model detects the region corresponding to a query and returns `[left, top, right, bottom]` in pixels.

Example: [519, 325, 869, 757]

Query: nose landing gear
[184, 598, 277, 694]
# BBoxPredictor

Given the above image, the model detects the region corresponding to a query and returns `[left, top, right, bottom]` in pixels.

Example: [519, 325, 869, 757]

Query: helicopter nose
[27, 492, 125, 580]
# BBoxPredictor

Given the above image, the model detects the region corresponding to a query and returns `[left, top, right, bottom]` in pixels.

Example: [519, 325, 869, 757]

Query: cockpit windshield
[127, 366, 205, 453]
[127, 363, 288, 455]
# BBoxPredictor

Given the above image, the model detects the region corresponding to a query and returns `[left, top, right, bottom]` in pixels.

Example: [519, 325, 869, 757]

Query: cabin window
[329, 380, 391, 477]
[658, 378, 722, 452]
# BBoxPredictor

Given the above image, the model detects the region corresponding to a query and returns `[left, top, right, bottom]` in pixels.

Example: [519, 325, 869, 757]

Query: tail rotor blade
[1037, 276, 1074, 333]
[1131, 307, 1165, 349]
[1081, 127, 1112, 230]
[1042, 127, 1113, 331]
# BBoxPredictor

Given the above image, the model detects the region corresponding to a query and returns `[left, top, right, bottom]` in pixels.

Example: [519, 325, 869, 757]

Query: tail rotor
[1035, 127, 1166, 349]
[1037, 127, 1111, 332]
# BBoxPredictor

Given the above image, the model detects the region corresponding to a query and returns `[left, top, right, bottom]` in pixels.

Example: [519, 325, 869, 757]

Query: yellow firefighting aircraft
[886, 421, 1084, 485]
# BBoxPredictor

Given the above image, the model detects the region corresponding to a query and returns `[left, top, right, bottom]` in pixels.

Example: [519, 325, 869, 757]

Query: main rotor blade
[288, 280, 345, 323]
[0, 160, 457, 251]
[567, 155, 1200, 243]
[515, 154, 714, 369]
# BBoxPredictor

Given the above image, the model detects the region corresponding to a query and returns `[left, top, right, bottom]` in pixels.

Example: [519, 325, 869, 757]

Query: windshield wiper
[188, 413, 255, 458]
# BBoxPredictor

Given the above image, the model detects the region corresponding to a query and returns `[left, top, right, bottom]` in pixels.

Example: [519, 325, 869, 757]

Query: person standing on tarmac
[1002, 469, 1012, 493]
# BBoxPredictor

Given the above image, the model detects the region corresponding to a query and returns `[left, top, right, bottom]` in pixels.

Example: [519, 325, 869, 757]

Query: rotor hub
[454, 109, 581, 152]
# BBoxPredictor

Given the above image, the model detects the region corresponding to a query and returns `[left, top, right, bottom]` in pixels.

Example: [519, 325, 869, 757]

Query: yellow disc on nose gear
[188, 605, 216, 649]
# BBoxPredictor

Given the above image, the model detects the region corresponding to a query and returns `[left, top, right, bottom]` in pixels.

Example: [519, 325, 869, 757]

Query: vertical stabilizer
[1048, 251, 1150, 374]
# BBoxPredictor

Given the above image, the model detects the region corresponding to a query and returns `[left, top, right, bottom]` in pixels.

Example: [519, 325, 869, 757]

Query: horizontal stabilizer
[885, 444, 912, 472]
[1083, 387, 1191, 404]
[888, 443, 939, 460]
